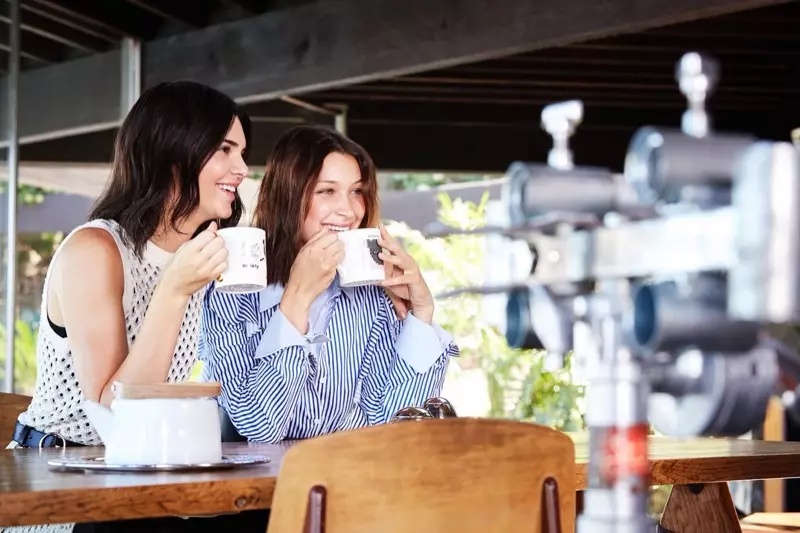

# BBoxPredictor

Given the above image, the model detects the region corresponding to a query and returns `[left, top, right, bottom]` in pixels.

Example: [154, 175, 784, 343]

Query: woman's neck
[150, 217, 201, 253]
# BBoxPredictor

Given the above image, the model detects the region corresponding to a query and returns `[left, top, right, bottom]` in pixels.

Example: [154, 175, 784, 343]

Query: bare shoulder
[60, 227, 121, 261]
[56, 227, 124, 287]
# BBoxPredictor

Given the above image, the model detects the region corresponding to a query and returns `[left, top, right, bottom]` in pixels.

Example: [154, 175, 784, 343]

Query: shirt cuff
[254, 310, 330, 359]
[395, 312, 455, 373]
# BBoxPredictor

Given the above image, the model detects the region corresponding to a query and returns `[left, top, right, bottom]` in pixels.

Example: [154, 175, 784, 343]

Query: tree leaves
[385, 192, 585, 430]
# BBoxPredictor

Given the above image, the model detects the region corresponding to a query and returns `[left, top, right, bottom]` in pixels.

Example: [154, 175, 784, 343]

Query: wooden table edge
[0, 477, 277, 527]
[576, 454, 800, 489]
[6, 438, 800, 526]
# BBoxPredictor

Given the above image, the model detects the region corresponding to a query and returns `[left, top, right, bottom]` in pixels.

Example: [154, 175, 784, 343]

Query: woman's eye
[352, 188, 364, 196]
[317, 188, 335, 195]
[219, 145, 231, 154]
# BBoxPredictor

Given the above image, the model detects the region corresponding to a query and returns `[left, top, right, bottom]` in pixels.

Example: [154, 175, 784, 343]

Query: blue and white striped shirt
[199, 277, 459, 443]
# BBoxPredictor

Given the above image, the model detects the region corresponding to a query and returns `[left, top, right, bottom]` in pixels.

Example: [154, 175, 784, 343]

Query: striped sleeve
[200, 288, 310, 443]
[359, 292, 460, 425]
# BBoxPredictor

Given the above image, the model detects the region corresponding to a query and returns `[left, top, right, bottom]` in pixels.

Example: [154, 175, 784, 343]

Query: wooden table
[3, 438, 800, 527]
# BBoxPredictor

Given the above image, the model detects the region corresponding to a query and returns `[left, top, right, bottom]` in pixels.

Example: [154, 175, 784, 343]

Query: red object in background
[600, 424, 651, 489]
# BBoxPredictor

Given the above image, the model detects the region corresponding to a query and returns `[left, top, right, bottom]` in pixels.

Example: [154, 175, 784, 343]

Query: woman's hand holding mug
[161, 221, 229, 298]
[377, 224, 435, 324]
[281, 228, 344, 333]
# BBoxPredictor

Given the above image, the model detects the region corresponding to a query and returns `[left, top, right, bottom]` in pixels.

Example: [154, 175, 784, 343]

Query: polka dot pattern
[16, 219, 203, 447]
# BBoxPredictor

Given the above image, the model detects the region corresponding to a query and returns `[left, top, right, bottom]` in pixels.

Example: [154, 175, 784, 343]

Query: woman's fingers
[199, 234, 226, 259]
[381, 274, 414, 288]
[376, 237, 405, 256]
[386, 290, 409, 319]
[377, 251, 408, 268]
[383, 257, 395, 278]
[377, 225, 408, 257]
[211, 260, 229, 278]
[315, 231, 341, 250]
[305, 227, 331, 247]
[331, 247, 345, 265]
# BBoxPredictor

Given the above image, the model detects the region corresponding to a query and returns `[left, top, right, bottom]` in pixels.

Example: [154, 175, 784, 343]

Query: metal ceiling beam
[333, 81, 797, 104]
[21, 2, 118, 44]
[27, 0, 162, 40]
[507, 47, 799, 69]
[144, 0, 794, 102]
[2, 0, 794, 145]
[0, 48, 41, 72]
[288, 99, 796, 130]
[0, 19, 65, 63]
[0, 49, 125, 144]
[0, 1, 107, 53]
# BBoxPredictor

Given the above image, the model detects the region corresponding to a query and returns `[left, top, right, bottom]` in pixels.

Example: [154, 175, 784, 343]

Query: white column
[4, 0, 20, 393]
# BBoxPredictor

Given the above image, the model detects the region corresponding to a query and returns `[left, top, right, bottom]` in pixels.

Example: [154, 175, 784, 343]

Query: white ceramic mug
[215, 227, 267, 293]
[336, 228, 385, 288]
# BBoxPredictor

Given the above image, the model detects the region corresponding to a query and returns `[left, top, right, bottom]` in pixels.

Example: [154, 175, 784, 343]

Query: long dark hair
[89, 80, 251, 257]
[252, 125, 380, 286]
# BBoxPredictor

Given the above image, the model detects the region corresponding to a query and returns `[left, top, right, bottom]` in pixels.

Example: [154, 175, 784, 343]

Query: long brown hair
[252, 125, 380, 286]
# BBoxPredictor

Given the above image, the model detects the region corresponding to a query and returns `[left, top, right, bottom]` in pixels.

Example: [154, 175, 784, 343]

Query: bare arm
[54, 226, 226, 406]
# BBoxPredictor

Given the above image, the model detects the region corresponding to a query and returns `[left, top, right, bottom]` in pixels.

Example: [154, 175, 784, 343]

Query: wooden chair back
[267, 418, 576, 533]
[0, 392, 31, 442]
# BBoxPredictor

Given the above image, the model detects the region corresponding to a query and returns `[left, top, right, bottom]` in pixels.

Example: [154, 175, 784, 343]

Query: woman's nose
[233, 156, 249, 178]
[336, 195, 356, 218]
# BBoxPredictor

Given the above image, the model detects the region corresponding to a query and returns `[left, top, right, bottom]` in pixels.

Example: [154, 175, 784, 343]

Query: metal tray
[47, 454, 271, 473]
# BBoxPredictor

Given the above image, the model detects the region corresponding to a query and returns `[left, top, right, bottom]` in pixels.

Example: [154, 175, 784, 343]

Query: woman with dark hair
[7, 80, 250, 457]
[201, 124, 459, 444]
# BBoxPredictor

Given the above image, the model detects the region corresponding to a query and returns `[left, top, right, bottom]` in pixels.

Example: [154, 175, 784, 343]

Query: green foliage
[0, 183, 50, 205]
[0, 319, 39, 394]
[385, 192, 585, 429]
[514, 353, 586, 431]
[0, 185, 53, 393]
[12, 231, 63, 285]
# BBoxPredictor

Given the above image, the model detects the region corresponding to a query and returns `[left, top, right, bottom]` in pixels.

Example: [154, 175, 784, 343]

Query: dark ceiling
[5, 0, 312, 71]
[10, 0, 800, 173]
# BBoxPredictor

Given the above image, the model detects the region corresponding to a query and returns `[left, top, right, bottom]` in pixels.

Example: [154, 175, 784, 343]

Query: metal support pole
[120, 37, 141, 115]
[576, 281, 654, 533]
[334, 106, 348, 137]
[4, 0, 20, 393]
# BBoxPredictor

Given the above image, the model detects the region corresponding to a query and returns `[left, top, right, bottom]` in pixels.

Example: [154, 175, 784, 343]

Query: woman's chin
[210, 205, 234, 221]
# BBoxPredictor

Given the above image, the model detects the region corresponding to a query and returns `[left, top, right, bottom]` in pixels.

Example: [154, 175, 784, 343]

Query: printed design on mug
[239, 239, 266, 270]
[251, 238, 266, 262]
[367, 238, 383, 266]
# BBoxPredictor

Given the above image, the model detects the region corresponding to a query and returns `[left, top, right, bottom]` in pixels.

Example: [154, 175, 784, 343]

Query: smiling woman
[3, 81, 252, 533]
[199, 124, 460, 450]
[250, 126, 381, 289]
[300, 151, 370, 237]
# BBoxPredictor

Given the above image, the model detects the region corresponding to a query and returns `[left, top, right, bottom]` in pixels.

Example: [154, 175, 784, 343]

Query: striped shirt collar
[259, 276, 355, 312]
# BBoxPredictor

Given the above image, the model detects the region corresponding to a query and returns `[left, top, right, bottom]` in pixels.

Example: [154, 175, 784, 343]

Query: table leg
[659, 483, 742, 533]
